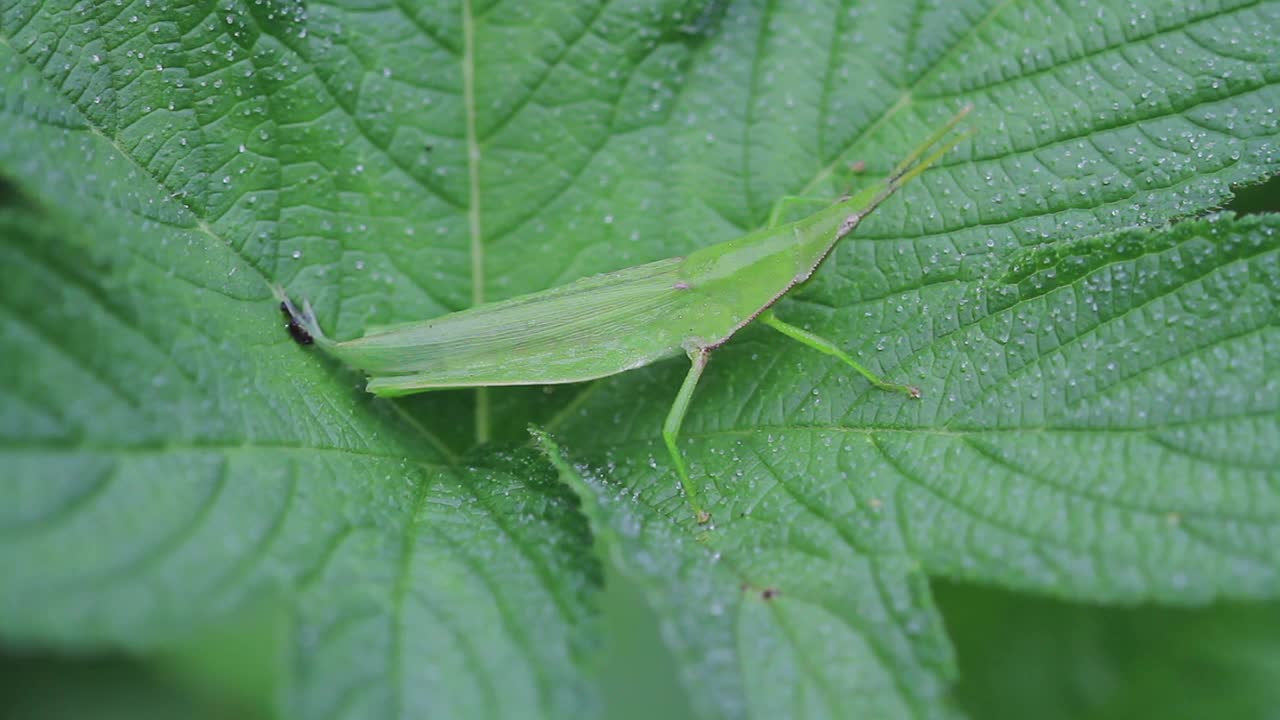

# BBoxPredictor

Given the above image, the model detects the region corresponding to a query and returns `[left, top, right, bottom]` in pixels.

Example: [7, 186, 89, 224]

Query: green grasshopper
[278, 106, 972, 523]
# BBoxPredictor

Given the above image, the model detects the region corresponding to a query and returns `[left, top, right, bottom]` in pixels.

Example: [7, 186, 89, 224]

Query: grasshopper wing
[303, 257, 734, 395]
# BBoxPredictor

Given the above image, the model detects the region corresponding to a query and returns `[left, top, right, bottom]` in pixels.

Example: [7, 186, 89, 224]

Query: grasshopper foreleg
[759, 311, 921, 399]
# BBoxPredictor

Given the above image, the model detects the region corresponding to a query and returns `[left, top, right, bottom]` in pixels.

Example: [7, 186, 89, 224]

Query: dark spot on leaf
[281, 302, 314, 345]
[288, 322, 315, 345]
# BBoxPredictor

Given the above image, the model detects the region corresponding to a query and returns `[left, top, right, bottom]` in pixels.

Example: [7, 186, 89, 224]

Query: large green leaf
[2, 0, 1278, 718]
[0, 199, 602, 717]
[546, 212, 1280, 717]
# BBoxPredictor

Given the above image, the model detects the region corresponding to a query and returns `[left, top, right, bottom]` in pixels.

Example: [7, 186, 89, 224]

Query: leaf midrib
[460, 0, 491, 446]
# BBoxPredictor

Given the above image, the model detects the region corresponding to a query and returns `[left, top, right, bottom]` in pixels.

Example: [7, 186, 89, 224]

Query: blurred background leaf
[937, 581, 1280, 720]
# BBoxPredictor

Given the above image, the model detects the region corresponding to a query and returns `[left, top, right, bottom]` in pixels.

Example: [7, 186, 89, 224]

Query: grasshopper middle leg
[664, 348, 713, 524]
